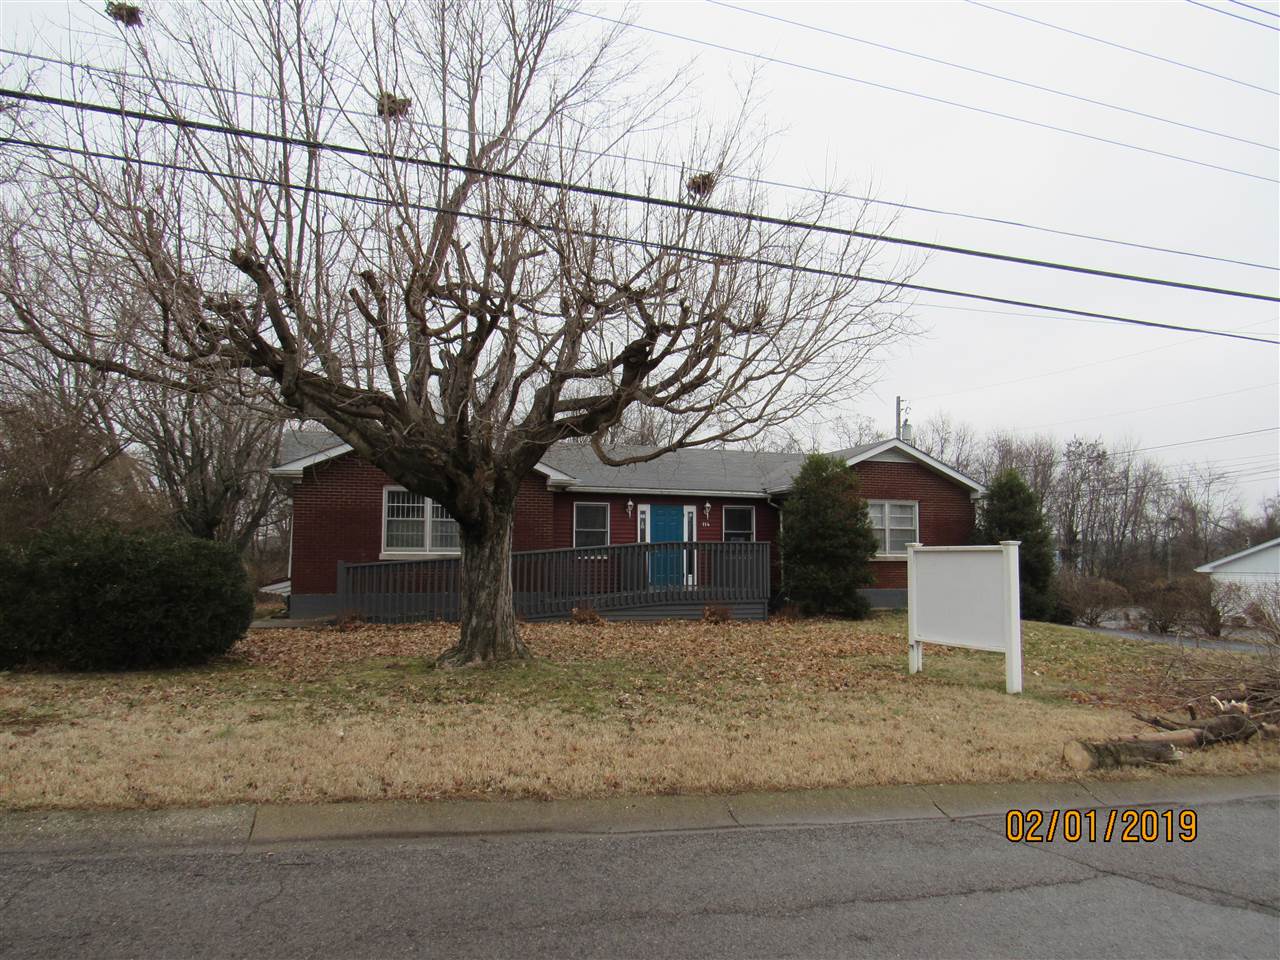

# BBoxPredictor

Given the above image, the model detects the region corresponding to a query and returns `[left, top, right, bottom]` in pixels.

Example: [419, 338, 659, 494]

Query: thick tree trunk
[1063, 739, 1181, 772]
[436, 511, 530, 667]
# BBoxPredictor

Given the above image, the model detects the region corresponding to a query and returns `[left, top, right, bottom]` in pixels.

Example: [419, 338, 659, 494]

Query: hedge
[0, 526, 252, 670]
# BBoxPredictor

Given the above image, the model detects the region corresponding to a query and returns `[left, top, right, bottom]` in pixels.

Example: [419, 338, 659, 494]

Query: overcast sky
[3, 1, 1277, 508]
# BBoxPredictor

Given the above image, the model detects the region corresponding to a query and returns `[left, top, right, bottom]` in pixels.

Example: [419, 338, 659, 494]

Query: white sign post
[906, 541, 1022, 694]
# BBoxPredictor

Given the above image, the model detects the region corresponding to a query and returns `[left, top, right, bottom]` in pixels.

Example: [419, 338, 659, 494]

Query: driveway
[2, 781, 1277, 958]
[1084, 624, 1272, 656]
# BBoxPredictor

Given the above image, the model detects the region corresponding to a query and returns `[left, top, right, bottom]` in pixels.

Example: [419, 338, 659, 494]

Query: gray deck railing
[337, 540, 771, 623]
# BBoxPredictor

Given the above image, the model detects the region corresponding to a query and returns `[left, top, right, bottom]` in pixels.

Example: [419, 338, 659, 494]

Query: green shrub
[0, 526, 252, 670]
[978, 470, 1057, 622]
[780, 454, 878, 618]
[0, 541, 28, 669]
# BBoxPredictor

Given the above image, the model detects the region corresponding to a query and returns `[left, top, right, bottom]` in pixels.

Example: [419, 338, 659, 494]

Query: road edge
[2, 771, 1276, 853]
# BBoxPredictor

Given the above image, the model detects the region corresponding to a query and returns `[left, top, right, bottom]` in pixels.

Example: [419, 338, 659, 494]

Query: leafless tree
[0, 349, 157, 539]
[116, 381, 284, 552]
[0, 0, 912, 663]
[911, 412, 980, 474]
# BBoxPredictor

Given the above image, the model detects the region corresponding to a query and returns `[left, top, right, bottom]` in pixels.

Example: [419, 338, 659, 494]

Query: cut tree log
[1122, 729, 1201, 748]
[1064, 739, 1182, 772]
[1133, 712, 1259, 745]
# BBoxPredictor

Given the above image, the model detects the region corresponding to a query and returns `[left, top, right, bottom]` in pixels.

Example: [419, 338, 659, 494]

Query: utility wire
[707, 0, 1276, 151]
[5, 88, 1277, 306]
[1227, 1, 1280, 19]
[5, 135, 1277, 349]
[1186, 0, 1280, 30]
[917, 300, 1273, 338]
[574, 10, 1279, 183]
[8, 47, 1274, 272]
[913, 317, 1279, 400]
[964, 0, 1279, 95]
[1024, 381, 1279, 428]
[1057, 426, 1278, 456]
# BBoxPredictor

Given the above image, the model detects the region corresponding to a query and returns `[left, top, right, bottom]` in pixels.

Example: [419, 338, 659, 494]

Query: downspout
[768, 492, 785, 605]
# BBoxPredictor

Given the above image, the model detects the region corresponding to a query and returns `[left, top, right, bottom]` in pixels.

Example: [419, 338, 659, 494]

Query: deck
[337, 540, 772, 622]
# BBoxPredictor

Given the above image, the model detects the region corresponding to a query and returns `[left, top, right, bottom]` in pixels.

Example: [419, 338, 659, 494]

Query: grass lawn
[2, 614, 1276, 810]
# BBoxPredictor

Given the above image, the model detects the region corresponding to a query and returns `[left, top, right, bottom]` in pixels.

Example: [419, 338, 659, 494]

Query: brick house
[270, 431, 984, 619]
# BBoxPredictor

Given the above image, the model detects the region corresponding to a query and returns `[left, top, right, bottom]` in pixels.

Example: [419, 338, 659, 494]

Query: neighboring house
[1192, 542, 1274, 593]
[270, 431, 985, 620]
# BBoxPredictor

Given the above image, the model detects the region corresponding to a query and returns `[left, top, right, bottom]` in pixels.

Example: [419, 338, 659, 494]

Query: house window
[868, 501, 918, 555]
[723, 506, 755, 542]
[430, 502, 460, 551]
[382, 487, 460, 554]
[573, 502, 610, 548]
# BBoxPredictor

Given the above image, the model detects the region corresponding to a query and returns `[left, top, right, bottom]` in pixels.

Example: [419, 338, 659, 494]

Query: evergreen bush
[979, 469, 1057, 621]
[780, 454, 879, 618]
[0, 526, 252, 670]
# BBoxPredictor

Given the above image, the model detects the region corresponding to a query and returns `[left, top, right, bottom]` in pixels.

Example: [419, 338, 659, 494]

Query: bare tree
[0, 1, 911, 664]
[0, 349, 157, 539]
[117, 381, 284, 552]
[911, 412, 979, 474]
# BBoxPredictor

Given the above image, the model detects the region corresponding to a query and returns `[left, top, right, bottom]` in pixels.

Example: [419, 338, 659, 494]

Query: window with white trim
[382, 487, 460, 553]
[723, 505, 755, 542]
[868, 500, 918, 555]
[573, 502, 610, 548]
[429, 502, 460, 551]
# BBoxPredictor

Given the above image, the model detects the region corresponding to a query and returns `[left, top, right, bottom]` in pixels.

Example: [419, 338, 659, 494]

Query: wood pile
[1065, 691, 1280, 772]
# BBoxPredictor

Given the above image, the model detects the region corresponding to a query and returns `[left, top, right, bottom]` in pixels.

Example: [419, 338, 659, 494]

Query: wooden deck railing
[337, 540, 771, 623]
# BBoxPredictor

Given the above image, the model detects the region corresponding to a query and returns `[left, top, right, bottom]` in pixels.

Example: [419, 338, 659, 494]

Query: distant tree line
[910, 413, 1277, 585]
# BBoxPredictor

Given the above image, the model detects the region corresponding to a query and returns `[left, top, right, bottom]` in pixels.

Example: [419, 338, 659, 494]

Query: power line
[574, 10, 1279, 183]
[1186, 0, 1280, 30]
[1024, 381, 1279, 428]
[1227, 1, 1280, 19]
[912, 317, 1279, 400]
[964, 0, 1279, 95]
[5, 88, 1278, 306]
[707, 0, 1277, 151]
[916, 299, 1276, 337]
[1073, 426, 1278, 456]
[5, 134, 1277, 349]
[8, 47, 1275, 272]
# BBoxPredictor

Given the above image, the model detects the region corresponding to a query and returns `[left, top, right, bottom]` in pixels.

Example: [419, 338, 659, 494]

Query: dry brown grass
[2, 616, 1276, 810]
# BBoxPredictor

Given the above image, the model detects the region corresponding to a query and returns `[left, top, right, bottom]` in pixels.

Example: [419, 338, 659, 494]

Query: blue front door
[649, 505, 685, 586]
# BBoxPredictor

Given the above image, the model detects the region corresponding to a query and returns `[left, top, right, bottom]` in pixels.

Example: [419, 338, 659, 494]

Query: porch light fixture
[703, 501, 711, 519]
[626, 499, 634, 517]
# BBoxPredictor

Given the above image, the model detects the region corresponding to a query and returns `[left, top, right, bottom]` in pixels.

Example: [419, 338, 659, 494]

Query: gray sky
[3, 0, 1277, 507]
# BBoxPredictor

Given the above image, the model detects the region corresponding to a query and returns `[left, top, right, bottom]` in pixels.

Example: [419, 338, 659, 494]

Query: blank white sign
[907, 542, 1022, 694]
[912, 548, 1008, 652]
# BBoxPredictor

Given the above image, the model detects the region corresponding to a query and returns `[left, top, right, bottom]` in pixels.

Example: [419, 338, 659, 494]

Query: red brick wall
[290, 455, 388, 595]
[851, 459, 977, 589]
[290, 454, 556, 594]
[287, 452, 974, 596]
[550, 493, 782, 586]
[513, 474, 555, 552]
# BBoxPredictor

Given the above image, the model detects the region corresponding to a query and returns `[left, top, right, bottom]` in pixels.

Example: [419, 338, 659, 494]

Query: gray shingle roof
[273, 428, 916, 495]
[278, 428, 348, 466]
[540, 444, 811, 496]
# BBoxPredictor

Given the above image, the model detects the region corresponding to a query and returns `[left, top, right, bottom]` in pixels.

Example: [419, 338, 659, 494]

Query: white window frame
[380, 485, 461, 559]
[573, 501, 611, 551]
[868, 500, 919, 558]
[722, 505, 756, 543]
[683, 504, 698, 586]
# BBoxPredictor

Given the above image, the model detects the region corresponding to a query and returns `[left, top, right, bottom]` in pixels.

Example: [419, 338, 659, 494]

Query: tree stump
[1064, 739, 1182, 772]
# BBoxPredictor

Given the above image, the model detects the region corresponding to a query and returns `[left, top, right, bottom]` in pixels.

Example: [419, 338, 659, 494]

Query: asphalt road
[2, 796, 1277, 959]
